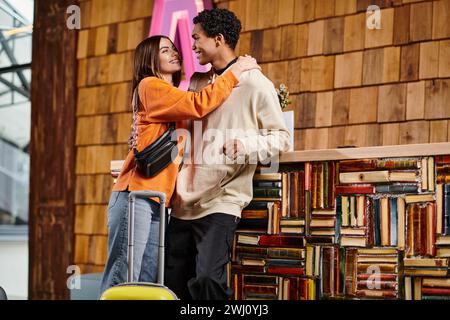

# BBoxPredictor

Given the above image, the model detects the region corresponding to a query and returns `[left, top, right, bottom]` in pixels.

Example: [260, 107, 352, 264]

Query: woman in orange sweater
[100, 35, 259, 293]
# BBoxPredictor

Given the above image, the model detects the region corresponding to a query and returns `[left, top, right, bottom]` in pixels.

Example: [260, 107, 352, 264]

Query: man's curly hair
[193, 8, 242, 50]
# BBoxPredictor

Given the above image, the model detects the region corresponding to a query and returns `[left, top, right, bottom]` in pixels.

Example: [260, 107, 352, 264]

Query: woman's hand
[230, 55, 261, 78]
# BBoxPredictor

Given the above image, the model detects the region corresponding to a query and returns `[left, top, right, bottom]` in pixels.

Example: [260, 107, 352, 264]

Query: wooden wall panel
[315, 92, 333, 127]
[406, 81, 425, 120]
[294, 0, 315, 23]
[439, 40, 450, 77]
[410, 2, 433, 42]
[349, 86, 378, 124]
[393, 4, 410, 45]
[381, 123, 400, 146]
[430, 120, 449, 143]
[335, 51, 363, 88]
[335, 0, 357, 16]
[324, 17, 344, 54]
[364, 8, 394, 48]
[343, 13, 365, 52]
[424, 79, 450, 119]
[432, 0, 450, 40]
[419, 41, 439, 79]
[399, 121, 430, 144]
[307, 20, 324, 56]
[400, 43, 419, 81]
[311, 56, 335, 91]
[332, 89, 350, 126]
[378, 84, 406, 122]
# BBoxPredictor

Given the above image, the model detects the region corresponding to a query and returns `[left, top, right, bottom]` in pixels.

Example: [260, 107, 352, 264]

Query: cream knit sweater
[171, 69, 292, 220]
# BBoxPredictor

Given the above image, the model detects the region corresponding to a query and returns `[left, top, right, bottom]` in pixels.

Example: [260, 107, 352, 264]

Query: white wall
[0, 238, 28, 299]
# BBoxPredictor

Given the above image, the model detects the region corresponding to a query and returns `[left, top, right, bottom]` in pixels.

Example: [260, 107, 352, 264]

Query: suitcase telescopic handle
[128, 191, 166, 285]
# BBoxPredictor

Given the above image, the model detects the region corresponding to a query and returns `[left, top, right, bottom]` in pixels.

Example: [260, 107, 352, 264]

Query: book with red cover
[335, 185, 375, 195]
[231, 264, 265, 274]
[266, 266, 305, 276]
[258, 234, 305, 247]
[436, 155, 450, 165]
[421, 287, 450, 296]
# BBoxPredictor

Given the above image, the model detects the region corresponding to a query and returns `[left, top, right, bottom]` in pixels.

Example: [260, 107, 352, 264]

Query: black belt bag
[131, 86, 178, 178]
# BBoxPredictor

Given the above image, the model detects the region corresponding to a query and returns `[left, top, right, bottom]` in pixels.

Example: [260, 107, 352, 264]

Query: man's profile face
[191, 23, 218, 65]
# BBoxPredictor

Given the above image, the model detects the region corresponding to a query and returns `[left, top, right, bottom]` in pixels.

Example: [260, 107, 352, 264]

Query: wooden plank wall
[74, 0, 153, 274]
[73, 0, 450, 273]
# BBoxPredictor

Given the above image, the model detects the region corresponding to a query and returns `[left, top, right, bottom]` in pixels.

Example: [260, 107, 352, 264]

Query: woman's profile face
[158, 37, 181, 75]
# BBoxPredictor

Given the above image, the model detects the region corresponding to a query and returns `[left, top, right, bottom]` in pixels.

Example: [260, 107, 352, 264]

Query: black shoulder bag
[131, 87, 178, 178]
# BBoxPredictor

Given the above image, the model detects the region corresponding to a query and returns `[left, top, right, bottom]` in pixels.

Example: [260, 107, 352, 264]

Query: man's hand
[223, 139, 246, 160]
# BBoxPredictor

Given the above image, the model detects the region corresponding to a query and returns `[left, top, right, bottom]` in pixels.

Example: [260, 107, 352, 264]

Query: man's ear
[215, 34, 226, 47]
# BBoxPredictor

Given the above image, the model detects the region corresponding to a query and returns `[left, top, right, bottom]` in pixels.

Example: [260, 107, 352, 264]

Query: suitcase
[100, 190, 178, 300]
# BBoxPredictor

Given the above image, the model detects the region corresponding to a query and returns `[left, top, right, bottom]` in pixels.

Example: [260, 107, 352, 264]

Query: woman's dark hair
[193, 8, 241, 50]
[132, 35, 182, 91]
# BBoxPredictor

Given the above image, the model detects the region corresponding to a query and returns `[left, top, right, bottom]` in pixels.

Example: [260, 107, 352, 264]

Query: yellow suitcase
[100, 191, 178, 300]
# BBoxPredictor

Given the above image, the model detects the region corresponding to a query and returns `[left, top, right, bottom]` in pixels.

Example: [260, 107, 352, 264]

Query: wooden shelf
[280, 142, 450, 163]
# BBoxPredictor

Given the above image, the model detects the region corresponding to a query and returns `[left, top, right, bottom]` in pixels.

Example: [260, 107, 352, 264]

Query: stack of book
[436, 235, 450, 258]
[241, 171, 283, 233]
[346, 247, 401, 299]
[405, 200, 437, 257]
[319, 245, 345, 299]
[421, 278, 450, 300]
[405, 276, 450, 300]
[232, 232, 306, 276]
[280, 168, 306, 235]
[403, 257, 449, 277]
[232, 274, 316, 300]
[436, 156, 450, 184]
[229, 155, 450, 300]
[336, 195, 371, 247]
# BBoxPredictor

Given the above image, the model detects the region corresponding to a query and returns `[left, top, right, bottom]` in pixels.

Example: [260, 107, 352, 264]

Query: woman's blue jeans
[100, 191, 161, 295]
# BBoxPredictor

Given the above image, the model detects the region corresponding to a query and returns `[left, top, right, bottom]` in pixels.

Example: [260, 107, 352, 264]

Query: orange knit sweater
[113, 71, 238, 207]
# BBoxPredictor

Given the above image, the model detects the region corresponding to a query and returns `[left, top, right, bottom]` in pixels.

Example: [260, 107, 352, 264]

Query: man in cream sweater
[165, 8, 292, 300]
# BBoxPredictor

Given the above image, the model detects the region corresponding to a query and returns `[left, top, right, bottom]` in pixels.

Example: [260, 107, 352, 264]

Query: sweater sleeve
[138, 71, 238, 122]
[238, 82, 292, 163]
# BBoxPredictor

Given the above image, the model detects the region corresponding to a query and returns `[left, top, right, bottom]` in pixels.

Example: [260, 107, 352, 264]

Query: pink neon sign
[150, 0, 213, 90]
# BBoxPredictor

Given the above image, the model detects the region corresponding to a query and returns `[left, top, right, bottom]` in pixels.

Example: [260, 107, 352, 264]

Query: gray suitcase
[100, 190, 178, 300]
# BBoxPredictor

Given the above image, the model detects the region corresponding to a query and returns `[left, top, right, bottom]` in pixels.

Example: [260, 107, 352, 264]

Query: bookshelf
[232, 142, 450, 300]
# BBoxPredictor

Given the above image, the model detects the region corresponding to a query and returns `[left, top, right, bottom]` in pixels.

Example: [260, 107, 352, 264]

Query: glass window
[0, 0, 33, 227]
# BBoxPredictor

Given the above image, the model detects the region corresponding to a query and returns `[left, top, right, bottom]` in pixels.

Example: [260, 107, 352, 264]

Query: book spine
[336, 185, 375, 194]
[390, 198, 398, 247]
[299, 170, 305, 219]
[328, 161, 336, 208]
[312, 163, 317, 209]
[324, 162, 329, 209]
[445, 184, 450, 235]
[335, 196, 342, 245]
[420, 205, 427, 256]
[373, 198, 381, 246]
[367, 197, 374, 247]
[406, 204, 415, 257]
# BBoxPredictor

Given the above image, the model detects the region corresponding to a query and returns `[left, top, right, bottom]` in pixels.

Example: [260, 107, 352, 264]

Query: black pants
[164, 213, 239, 300]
